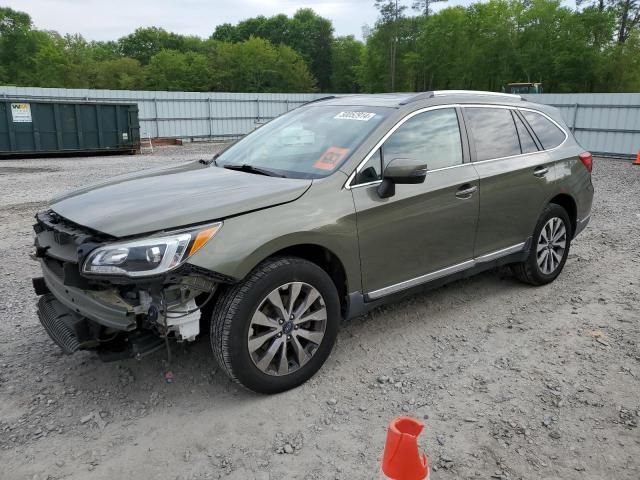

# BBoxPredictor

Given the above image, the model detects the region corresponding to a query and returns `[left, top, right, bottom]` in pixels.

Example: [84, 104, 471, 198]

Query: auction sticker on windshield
[334, 111, 376, 121]
[314, 146, 350, 171]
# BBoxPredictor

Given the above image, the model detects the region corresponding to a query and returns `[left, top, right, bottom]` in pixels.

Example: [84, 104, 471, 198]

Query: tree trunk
[389, 40, 396, 91]
[617, 0, 630, 44]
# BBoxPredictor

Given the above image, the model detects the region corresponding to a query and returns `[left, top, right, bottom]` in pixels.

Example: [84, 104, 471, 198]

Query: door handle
[455, 184, 478, 199]
[533, 166, 549, 178]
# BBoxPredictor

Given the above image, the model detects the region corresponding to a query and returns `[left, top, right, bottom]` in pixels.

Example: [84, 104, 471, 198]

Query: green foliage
[360, 0, 640, 92]
[145, 50, 209, 91]
[0, 7, 44, 85]
[211, 9, 335, 91]
[0, 2, 638, 93]
[331, 36, 365, 92]
[209, 37, 317, 92]
[91, 58, 143, 90]
[289, 9, 334, 92]
[118, 27, 206, 64]
[0, 8, 318, 93]
[30, 32, 69, 87]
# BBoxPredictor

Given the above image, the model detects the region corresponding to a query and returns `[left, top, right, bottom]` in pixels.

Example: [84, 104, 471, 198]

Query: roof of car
[305, 91, 567, 131]
[311, 90, 527, 108]
[310, 93, 420, 107]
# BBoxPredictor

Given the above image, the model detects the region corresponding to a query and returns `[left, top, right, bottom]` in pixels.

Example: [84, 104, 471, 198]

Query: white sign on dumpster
[11, 103, 32, 123]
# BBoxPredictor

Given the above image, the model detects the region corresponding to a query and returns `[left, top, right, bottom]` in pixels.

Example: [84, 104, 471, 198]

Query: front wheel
[210, 257, 340, 394]
[511, 203, 572, 286]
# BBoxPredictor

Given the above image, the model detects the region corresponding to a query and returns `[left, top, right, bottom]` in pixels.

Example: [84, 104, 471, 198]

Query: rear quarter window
[520, 110, 566, 150]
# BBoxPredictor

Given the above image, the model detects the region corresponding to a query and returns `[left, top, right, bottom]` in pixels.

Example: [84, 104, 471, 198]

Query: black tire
[210, 256, 340, 394]
[511, 203, 572, 286]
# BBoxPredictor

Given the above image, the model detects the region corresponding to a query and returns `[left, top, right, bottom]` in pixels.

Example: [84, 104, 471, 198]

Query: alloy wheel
[248, 282, 327, 376]
[537, 217, 567, 275]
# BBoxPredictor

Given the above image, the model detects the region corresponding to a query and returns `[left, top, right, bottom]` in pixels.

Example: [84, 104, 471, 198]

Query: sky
[7, 0, 476, 41]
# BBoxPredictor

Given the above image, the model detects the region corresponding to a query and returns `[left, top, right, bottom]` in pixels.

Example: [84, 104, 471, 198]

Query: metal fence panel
[0, 86, 326, 141]
[533, 93, 640, 157]
[1, 87, 638, 156]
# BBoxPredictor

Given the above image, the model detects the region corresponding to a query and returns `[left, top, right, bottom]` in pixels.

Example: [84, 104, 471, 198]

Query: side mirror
[377, 157, 428, 198]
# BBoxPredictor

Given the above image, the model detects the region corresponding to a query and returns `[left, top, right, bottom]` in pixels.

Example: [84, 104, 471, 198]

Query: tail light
[579, 152, 593, 173]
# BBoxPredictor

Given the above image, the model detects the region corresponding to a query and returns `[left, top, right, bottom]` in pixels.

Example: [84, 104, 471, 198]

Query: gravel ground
[0, 144, 638, 480]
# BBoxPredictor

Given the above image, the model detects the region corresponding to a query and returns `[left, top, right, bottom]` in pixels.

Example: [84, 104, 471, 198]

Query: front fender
[186, 176, 362, 292]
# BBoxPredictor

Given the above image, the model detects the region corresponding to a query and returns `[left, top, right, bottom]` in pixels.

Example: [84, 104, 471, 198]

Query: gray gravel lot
[0, 144, 639, 480]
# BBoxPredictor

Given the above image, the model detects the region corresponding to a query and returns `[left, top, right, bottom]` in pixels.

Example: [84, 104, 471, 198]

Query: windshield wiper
[223, 164, 285, 178]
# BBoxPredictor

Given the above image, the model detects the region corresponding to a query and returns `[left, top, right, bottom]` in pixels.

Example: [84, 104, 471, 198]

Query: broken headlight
[82, 223, 222, 277]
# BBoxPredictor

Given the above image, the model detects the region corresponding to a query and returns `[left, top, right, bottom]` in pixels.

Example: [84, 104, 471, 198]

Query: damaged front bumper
[37, 258, 137, 331]
[32, 210, 223, 360]
[36, 293, 168, 360]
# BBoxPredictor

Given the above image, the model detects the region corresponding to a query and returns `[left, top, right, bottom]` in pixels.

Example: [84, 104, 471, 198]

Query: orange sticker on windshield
[314, 147, 349, 171]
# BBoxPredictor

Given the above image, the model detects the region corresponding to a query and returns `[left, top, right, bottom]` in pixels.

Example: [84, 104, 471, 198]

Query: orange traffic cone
[382, 417, 430, 480]
[633, 150, 640, 166]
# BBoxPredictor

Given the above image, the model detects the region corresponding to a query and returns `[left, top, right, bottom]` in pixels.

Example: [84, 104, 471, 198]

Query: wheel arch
[547, 193, 577, 237]
[225, 238, 353, 319]
[261, 244, 349, 318]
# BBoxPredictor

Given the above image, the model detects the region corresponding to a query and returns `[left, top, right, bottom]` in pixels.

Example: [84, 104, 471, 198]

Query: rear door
[464, 106, 552, 257]
[350, 107, 480, 297]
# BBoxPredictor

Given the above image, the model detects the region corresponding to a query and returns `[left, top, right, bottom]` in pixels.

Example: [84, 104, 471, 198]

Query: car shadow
[37, 265, 525, 419]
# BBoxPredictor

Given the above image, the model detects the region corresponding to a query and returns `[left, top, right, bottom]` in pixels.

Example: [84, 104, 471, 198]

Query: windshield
[216, 105, 389, 179]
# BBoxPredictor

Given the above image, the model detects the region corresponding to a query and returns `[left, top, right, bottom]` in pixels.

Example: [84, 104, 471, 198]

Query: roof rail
[399, 91, 435, 105]
[303, 95, 336, 105]
[432, 90, 522, 100]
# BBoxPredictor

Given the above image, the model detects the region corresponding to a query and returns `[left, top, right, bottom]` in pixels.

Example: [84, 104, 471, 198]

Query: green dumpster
[0, 100, 140, 157]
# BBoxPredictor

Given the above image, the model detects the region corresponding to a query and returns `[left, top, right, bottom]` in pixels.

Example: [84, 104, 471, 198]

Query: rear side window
[512, 112, 539, 154]
[465, 108, 521, 161]
[383, 108, 463, 171]
[520, 110, 566, 149]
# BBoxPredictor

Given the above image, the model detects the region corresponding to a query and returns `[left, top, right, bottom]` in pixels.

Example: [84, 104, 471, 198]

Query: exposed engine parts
[164, 299, 202, 342]
[140, 280, 217, 343]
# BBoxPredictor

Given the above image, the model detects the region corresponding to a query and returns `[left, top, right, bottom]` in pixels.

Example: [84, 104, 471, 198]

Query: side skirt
[345, 241, 530, 320]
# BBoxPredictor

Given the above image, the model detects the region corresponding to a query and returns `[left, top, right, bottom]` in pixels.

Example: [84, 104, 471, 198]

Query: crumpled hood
[50, 161, 312, 237]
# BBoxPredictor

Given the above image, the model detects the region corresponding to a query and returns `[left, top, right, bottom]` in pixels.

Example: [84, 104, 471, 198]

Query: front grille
[37, 294, 81, 354]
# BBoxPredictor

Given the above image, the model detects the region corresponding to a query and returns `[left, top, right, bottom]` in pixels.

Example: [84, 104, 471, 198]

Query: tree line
[1, 0, 639, 94]
[365, 0, 640, 92]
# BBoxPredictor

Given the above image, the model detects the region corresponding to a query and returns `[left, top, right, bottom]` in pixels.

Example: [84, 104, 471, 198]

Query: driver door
[350, 107, 480, 298]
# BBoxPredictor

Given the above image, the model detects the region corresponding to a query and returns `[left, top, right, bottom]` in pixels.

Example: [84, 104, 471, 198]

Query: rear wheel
[511, 203, 572, 285]
[210, 256, 339, 393]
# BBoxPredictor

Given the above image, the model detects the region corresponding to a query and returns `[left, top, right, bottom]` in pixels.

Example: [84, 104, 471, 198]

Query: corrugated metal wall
[0, 86, 328, 140]
[2, 87, 639, 157]
[534, 93, 640, 157]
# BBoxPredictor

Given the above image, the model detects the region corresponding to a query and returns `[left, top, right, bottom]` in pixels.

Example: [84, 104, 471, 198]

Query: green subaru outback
[33, 91, 594, 393]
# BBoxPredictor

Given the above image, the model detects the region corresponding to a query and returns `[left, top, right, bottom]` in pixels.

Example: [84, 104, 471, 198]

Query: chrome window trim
[470, 149, 546, 165]
[344, 104, 462, 190]
[348, 162, 473, 190]
[344, 103, 569, 189]
[464, 105, 568, 164]
[366, 242, 526, 300]
[516, 107, 569, 151]
[352, 180, 383, 189]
